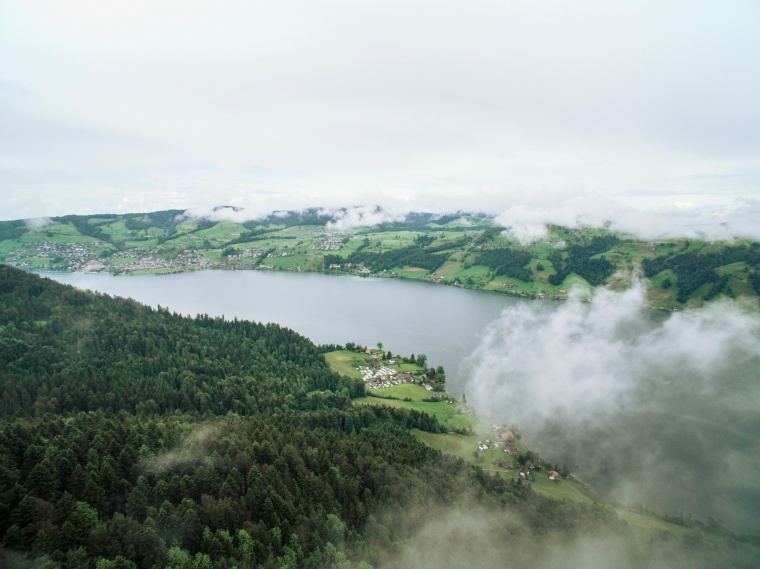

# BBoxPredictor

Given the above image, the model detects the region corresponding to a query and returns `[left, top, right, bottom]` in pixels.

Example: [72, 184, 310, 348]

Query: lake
[41, 270, 528, 395]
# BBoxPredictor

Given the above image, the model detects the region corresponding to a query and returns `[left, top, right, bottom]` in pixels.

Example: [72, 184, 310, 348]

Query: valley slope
[0, 266, 757, 568]
[2, 209, 759, 310]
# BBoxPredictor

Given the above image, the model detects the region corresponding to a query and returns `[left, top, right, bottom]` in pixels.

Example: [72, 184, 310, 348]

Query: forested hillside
[0, 266, 757, 568]
[0, 267, 359, 417]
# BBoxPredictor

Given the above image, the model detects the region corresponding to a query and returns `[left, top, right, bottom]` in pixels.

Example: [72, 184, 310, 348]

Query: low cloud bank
[178, 205, 266, 224]
[495, 196, 760, 244]
[463, 283, 760, 533]
[176, 204, 410, 229]
[322, 205, 408, 230]
[176, 194, 760, 240]
[376, 505, 755, 569]
[25, 217, 53, 230]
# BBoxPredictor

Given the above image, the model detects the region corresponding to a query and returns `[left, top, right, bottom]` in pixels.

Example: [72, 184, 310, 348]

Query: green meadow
[2, 210, 758, 310]
[324, 350, 711, 544]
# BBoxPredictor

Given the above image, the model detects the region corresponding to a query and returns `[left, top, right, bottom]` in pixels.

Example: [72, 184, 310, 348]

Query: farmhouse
[499, 431, 516, 443]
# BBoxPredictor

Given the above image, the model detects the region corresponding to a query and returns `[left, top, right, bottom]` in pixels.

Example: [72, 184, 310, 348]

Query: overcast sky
[2, 1, 759, 234]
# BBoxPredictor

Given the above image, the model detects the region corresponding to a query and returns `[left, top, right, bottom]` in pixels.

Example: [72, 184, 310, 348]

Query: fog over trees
[464, 281, 760, 534]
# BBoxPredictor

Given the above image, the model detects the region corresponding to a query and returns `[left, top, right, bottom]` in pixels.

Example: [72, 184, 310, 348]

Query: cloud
[323, 205, 408, 230]
[377, 504, 750, 569]
[142, 424, 219, 474]
[25, 217, 52, 229]
[176, 203, 411, 230]
[182, 195, 760, 239]
[180, 205, 265, 224]
[495, 196, 760, 243]
[463, 282, 760, 532]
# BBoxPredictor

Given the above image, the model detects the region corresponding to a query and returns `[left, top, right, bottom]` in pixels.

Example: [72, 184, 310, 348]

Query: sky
[1, 1, 760, 236]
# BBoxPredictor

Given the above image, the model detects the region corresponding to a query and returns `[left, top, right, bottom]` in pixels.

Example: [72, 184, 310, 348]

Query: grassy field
[267, 254, 312, 269]
[98, 219, 132, 241]
[0, 240, 24, 254]
[413, 430, 479, 462]
[110, 257, 139, 265]
[323, 350, 370, 379]
[393, 267, 429, 279]
[322, 351, 712, 543]
[123, 238, 160, 249]
[529, 473, 595, 503]
[355, 393, 478, 433]
[431, 260, 463, 279]
[358, 386, 721, 541]
[324, 350, 429, 379]
[616, 509, 690, 543]
[195, 221, 247, 246]
[21, 224, 96, 244]
[367, 383, 428, 401]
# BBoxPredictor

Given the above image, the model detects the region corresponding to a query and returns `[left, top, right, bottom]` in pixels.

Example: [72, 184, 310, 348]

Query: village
[3, 241, 298, 274]
[311, 234, 347, 251]
[352, 348, 562, 483]
[353, 348, 452, 397]
[356, 353, 443, 393]
[3, 241, 107, 272]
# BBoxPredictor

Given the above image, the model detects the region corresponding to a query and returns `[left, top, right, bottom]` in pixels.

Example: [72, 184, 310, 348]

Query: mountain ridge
[2, 208, 759, 310]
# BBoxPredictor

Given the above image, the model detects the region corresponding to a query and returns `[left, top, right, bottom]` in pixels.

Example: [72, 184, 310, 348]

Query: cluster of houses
[8, 240, 306, 274]
[222, 248, 268, 261]
[5, 241, 106, 271]
[357, 365, 405, 388]
[516, 466, 560, 481]
[225, 249, 293, 262]
[313, 238, 343, 251]
[473, 424, 565, 482]
[476, 439, 502, 452]
[7, 242, 217, 273]
[476, 428, 518, 453]
[312, 231, 350, 251]
[106, 249, 212, 272]
[356, 362, 425, 390]
[356, 353, 447, 397]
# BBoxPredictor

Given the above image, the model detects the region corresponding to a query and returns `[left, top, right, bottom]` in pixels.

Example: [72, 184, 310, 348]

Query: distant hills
[2, 208, 759, 309]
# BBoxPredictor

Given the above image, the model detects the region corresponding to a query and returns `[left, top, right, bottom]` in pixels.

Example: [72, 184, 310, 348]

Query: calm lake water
[41, 270, 529, 395]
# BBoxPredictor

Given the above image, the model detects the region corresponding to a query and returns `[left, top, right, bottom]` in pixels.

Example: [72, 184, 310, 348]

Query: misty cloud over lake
[464, 283, 760, 533]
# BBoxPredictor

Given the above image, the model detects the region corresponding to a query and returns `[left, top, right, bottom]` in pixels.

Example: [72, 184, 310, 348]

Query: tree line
[476, 248, 533, 281]
[547, 236, 619, 286]
[643, 243, 760, 302]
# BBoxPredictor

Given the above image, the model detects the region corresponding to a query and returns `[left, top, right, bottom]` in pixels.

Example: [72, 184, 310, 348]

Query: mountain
[0, 266, 758, 568]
